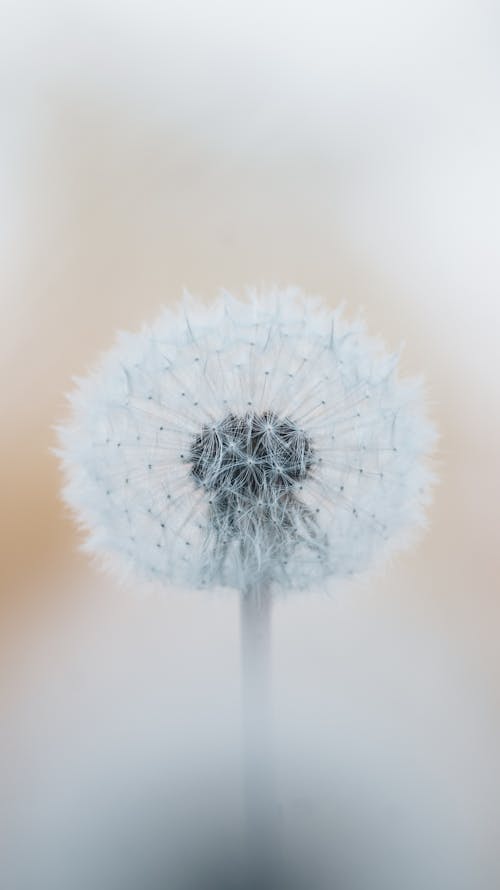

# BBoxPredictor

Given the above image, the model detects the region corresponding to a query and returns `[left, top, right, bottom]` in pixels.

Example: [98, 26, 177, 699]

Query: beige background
[1, 2, 500, 886]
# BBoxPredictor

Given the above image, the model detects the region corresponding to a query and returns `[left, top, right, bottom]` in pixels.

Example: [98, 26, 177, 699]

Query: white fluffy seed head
[57, 289, 437, 593]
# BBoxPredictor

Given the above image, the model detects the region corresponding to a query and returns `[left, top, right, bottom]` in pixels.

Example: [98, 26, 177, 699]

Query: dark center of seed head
[189, 411, 314, 496]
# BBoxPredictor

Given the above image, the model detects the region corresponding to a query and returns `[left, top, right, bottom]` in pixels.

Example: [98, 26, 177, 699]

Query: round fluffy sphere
[57, 289, 436, 592]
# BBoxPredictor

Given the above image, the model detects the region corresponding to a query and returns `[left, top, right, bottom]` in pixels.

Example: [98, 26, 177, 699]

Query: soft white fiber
[57, 289, 436, 592]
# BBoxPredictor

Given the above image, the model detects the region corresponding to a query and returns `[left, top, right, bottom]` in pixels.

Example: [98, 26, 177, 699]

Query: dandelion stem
[240, 583, 274, 874]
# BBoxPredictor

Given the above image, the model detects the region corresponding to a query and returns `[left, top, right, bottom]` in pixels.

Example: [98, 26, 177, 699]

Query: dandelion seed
[56, 288, 436, 593]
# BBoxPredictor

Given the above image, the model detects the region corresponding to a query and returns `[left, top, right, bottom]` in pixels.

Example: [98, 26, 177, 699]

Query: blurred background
[1, 1, 499, 887]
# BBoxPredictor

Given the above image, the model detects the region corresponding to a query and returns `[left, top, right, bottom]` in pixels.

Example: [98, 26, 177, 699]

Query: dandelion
[57, 288, 435, 596]
[57, 288, 436, 876]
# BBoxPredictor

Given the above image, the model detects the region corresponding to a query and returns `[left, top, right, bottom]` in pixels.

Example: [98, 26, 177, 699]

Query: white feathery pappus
[56, 289, 436, 593]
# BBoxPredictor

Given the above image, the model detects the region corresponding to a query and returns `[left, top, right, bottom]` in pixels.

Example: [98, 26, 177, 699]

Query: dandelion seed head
[57, 288, 436, 592]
